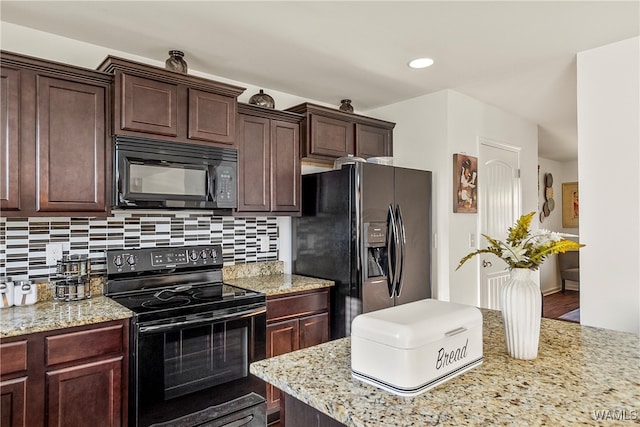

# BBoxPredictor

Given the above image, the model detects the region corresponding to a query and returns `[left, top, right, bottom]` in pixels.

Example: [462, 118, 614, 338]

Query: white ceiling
[1, 1, 638, 161]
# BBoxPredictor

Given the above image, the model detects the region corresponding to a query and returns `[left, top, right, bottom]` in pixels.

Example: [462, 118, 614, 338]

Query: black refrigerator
[292, 162, 432, 339]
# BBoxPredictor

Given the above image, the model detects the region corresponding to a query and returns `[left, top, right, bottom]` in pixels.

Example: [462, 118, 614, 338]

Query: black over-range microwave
[113, 136, 237, 210]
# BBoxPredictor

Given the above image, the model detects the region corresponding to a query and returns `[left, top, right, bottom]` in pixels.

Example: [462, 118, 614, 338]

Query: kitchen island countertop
[250, 309, 640, 426]
[0, 296, 133, 338]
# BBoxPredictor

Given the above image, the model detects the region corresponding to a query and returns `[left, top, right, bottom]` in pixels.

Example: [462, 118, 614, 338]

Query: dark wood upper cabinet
[36, 76, 107, 213]
[286, 102, 395, 163]
[98, 56, 244, 148]
[271, 120, 300, 212]
[0, 65, 21, 212]
[237, 113, 270, 212]
[236, 104, 302, 215]
[0, 51, 112, 217]
[121, 73, 178, 136]
[356, 123, 393, 158]
[188, 88, 236, 145]
[308, 114, 354, 158]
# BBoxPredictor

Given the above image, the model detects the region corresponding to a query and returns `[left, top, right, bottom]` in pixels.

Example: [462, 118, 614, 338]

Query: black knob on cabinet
[113, 255, 123, 267]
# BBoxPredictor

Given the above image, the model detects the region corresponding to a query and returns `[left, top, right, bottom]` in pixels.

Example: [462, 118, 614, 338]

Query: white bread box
[351, 299, 483, 397]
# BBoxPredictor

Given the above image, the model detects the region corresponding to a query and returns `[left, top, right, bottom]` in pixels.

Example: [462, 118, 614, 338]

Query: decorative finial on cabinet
[165, 50, 188, 74]
[339, 99, 354, 113]
[248, 89, 275, 109]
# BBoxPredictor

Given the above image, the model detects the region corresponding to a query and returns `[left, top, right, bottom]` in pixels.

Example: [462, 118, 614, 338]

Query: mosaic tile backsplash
[0, 211, 279, 282]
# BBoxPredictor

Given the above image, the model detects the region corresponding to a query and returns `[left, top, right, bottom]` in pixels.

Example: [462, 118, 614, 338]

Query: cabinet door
[299, 312, 329, 349]
[237, 114, 270, 212]
[309, 114, 354, 159]
[266, 319, 299, 414]
[36, 76, 107, 213]
[120, 73, 178, 137]
[46, 357, 123, 427]
[188, 88, 236, 146]
[0, 66, 21, 212]
[355, 123, 392, 158]
[271, 120, 300, 213]
[0, 377, 27, 427]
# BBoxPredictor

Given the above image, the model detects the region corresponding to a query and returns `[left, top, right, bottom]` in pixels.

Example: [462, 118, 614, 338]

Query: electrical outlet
[258, 236, 269, 253]
[46, 243, 64, 266]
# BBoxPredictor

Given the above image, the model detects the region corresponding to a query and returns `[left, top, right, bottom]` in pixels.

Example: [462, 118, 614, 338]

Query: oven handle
[137, 306, 266, 334]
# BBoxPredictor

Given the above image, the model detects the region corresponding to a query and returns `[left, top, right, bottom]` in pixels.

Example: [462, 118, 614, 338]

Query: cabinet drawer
[46, 324, 124, 367]
[267, 290, 329, 322]
[0, 341, 27, 376]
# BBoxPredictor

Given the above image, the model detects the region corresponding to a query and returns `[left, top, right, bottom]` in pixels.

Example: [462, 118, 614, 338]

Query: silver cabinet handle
[395, 204, 406, 297]
[386, 204, 396, 298]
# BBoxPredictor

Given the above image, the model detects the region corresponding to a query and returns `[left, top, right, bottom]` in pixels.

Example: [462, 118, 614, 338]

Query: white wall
[537, 158, 579, 294]
[366, 91, 449, 299]
[368, 90, 538, 305]
[577, 36, 640, 334]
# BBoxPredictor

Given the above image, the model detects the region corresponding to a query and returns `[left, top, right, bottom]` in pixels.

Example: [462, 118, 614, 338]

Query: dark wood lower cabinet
[0, 377, 27, 427]
[0, 319, 128, 427]
[266, 289, 330, 424]
[46, 358, 122, 427]
[283, 393, 345, 427]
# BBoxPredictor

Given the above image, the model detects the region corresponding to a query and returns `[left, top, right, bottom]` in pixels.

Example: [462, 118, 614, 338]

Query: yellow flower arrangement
[457, 211, 584, 271]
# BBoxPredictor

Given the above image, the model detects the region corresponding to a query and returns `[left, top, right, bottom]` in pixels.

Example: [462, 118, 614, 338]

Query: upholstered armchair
[558, 251, 580, 292]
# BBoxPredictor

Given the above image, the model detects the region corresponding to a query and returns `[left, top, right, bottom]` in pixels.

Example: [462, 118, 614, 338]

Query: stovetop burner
[141, 296, 190, 309]
[105, 245, 265, 322]
[109, 283, 257, 314]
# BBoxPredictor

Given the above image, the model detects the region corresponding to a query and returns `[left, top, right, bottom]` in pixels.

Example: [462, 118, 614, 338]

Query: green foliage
[456, 211, 585, 271]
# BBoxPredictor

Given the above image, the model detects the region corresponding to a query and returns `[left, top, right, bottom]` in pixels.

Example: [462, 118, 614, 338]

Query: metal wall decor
[165, 50, 188, 74]
[540, 173, 555, 222]
[248, 89, 275, 108]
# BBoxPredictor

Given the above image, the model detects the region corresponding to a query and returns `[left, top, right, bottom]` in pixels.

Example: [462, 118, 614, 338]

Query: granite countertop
[0, 261, 330, 338]
[0, 296, 133, 339]
[251, 309, 640, 426]
[226, 274, 334, 297]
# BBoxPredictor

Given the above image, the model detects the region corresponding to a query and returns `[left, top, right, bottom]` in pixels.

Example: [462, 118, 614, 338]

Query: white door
[478, 139, 521, 310]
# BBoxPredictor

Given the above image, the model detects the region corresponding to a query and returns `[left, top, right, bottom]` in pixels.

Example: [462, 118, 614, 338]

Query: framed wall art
[453, 154, 478, 213]
[562, 182, 579, 228]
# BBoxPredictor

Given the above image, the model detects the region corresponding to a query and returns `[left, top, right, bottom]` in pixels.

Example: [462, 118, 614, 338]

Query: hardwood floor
[542, 290, 579, 320]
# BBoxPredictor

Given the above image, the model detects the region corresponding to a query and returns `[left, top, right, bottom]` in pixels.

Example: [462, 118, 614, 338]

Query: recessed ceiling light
[408, 58, 434, 69]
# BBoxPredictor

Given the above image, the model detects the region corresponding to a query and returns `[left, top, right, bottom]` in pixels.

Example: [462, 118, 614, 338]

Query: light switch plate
[45, 243, 64, 266]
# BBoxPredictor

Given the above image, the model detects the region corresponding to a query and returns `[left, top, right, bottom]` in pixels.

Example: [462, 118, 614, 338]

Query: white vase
[501, 268, 541, 360]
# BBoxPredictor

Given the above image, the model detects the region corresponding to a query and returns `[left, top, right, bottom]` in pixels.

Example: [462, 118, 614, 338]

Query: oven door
[133, 304, 266, 427]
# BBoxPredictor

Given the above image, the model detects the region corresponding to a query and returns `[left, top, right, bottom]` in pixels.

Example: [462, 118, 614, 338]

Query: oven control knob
[113, 255, 123, 267]
[126, 255, 137, 266]
[210, 248, 218, 260]
[190, 250, 199, 261]
[200, 249, 208, 259]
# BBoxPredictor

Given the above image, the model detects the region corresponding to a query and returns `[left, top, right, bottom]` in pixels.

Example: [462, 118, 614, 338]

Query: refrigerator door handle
[395, 204, 407, 297]
[386, 204, 396, 298]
